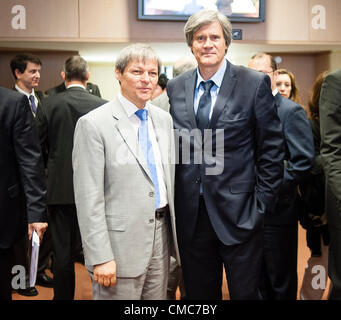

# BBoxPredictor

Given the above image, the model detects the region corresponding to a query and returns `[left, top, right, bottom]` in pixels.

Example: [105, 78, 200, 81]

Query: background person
[299, 71, 330, 300]
[0, 86, 47, 300]
[320, 68, 341, 300]
[248, 53, 314, 300]
[35, 55, 107, 300]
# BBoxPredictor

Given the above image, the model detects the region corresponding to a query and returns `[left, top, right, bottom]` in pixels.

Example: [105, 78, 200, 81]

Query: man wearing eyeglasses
[249, 53, 314, 300]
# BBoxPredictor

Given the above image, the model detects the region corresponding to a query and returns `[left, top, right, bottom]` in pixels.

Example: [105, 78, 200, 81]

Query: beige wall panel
[0, 0, 79, 38]
[309, 0, 341, 42]
[264, 0, 310, 42]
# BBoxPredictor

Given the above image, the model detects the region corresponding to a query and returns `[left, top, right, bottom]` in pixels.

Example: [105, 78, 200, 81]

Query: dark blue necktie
[135, 109, 160, 210]
[29, 95, 37, 114]
[196, 80, 215, 131]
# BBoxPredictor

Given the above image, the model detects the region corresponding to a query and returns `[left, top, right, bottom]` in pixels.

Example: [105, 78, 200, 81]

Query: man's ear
[115, 68, 122, 84]
[274, 70, 279, 77]
[86, 72, 90, 82]
[61, 70, 66, 81]
[14, 68, 22, 79]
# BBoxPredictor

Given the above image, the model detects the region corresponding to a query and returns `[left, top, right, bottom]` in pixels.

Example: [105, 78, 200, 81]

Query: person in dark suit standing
[248, 53, 314, 299]
[167, 9, 285, 300]
[10, 53, 53, 295]
[35, 55, 106, 300]
[45, 70, 102, 98]
[320, 68, 341, 300]
[0, 86, 48, 300]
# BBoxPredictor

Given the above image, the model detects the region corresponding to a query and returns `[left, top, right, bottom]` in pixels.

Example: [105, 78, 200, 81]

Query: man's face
[248, 56, 276, 91]
[115, 58, 159, 109]
[191, 21, 227, 73]
[15, 62, 41, 92]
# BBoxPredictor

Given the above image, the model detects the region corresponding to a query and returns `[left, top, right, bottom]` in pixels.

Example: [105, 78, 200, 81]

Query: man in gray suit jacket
[320, 68, 341, 300]
[73, 43, 180, 300]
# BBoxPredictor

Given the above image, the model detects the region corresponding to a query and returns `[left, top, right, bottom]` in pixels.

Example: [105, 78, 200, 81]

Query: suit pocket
[8, 184, 20, 199]
[106, 216, 127, 232]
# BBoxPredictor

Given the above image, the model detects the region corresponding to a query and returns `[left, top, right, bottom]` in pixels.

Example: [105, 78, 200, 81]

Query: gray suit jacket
[320, 68, 341, 229]
[72, 98, 180, 278]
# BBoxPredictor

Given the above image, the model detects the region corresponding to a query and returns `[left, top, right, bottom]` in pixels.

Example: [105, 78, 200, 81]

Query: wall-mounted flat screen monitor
[138, 0, 265, 23]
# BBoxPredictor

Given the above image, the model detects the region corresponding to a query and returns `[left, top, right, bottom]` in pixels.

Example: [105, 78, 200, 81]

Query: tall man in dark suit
[320, 68, 341, 300]
[35, 55, 107, 299]
[0, 86, 48, 300]
[248, 53, 314, 299]
[45, 70, 102, 98]
[167, 9, 285, 300]
[10, 53, 53, 295]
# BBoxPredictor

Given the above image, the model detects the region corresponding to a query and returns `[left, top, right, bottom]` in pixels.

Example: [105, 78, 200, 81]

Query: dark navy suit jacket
[0, 87, 47, 249]
[167, 61, 285, 246]
[265, 93, 314, 226]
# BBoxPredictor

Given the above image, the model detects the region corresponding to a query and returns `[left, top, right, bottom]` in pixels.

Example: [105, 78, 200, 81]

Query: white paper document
[29, 230, 40, 288]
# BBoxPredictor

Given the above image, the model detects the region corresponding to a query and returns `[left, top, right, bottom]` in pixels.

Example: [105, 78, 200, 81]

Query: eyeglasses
[259, 69, 274, 76]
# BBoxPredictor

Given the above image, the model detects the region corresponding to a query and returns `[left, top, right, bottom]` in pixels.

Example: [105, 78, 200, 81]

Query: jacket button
[149, 219, 154, 223]
[149, 192, 154, 197]
[195, 178, 201, 184]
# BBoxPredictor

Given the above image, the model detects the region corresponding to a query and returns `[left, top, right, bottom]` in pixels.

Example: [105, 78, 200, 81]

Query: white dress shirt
[15, 84, 38, 117]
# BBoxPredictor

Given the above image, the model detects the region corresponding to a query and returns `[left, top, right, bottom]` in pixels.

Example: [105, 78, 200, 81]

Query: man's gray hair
[184, 9, 233, 49]
[64, 55, 89, 82]
[173, 56, 197, 78]
[115, 43, 161, 75]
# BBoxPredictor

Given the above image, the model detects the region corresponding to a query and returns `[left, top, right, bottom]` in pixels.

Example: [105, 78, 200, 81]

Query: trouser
[48, 204, 83, 300]
[91, 209, 170, 300]
[180, 196, 263, 300]
[328, 225, 341, 300]
[0, 247, 14, 300]
[259, 223, 298, 300]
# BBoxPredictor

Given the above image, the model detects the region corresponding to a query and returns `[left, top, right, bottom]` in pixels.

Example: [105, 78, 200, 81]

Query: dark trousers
[259, 223, 298, 300]
[12, 234, 30, 288]
[48, 204, 83, 300]
[37, 224, 53, 275]
[179, 196, 263, 300]
[328, 225, 341, 300]
[0, 247, 14, 300]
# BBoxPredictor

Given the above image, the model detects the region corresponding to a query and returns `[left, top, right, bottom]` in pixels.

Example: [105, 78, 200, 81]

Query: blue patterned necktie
[29, 95, 37, 114]
[135, 109, 160, 210]
[196, 80, 215, 131]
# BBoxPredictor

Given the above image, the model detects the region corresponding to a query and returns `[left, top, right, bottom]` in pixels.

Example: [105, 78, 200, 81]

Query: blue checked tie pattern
[29, 95, 37, 114]
[135, 109, 160, 209]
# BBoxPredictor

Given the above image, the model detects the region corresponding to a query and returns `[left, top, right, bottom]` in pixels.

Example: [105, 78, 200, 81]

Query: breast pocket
[105, 216, 127, 232]
[218, 115, 251, 148]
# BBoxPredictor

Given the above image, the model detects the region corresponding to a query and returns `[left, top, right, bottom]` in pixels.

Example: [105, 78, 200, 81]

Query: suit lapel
[208, 61, 237, 132]
[112, 99, 152, 182]
[185, 70, 198, 129]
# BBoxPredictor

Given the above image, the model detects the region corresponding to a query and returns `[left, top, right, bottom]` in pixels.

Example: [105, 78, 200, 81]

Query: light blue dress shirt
[193, 59, 227, 119]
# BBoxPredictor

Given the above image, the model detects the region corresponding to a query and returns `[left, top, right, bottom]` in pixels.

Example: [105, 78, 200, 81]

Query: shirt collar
[196, 59, 227, 89]
[272, 88, 279, 96]
[66, 84, 86, 90]
[15, 84, 34, 98]
[118, 92, 149, 118]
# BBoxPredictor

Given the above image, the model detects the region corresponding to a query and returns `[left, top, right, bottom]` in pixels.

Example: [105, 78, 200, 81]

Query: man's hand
[28, 222, 48, 241]
[93, 260, 117, 287]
